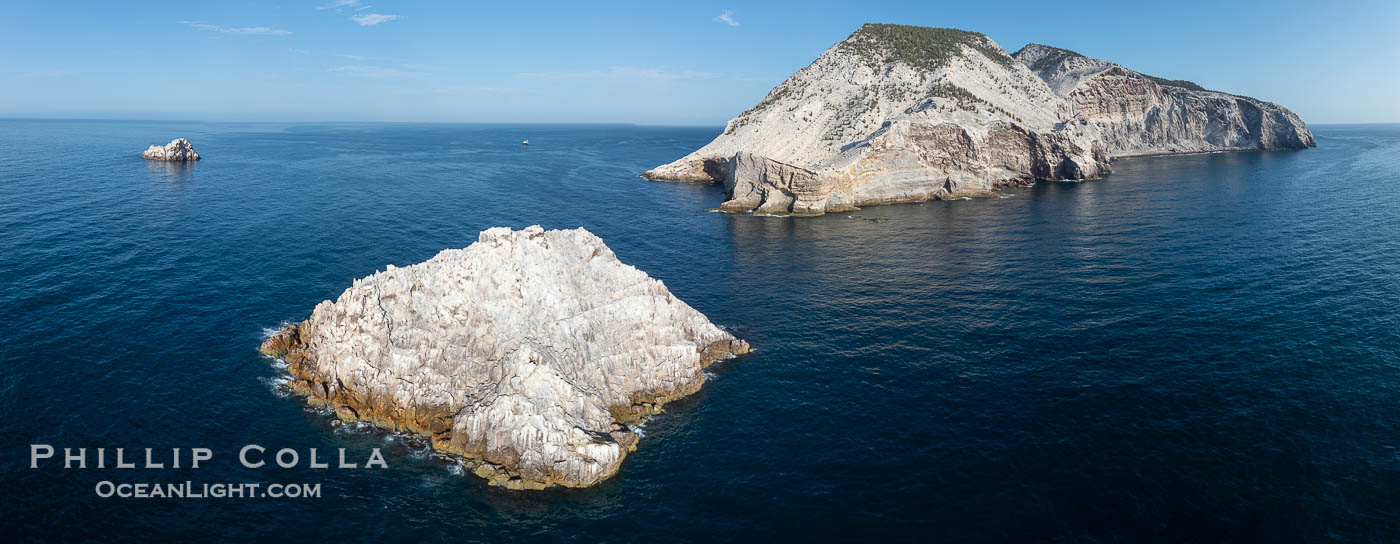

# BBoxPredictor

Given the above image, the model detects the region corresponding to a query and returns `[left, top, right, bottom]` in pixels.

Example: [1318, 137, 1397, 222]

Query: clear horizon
[4, 0, 1397, 125]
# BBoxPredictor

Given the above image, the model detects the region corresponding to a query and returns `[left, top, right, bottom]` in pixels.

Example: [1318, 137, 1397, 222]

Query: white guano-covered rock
[261, 226, 750, 489]
[140, 138, 200, 161]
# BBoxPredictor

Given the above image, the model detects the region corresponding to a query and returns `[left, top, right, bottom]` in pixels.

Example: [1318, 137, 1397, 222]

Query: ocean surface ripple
[2, 120, 1399, 541]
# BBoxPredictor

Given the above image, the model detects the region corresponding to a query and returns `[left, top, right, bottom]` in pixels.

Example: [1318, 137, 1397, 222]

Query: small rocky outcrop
[140, 138, 200, 161]
[261, 225, 750, 489]
[644, 24, 1313, 215]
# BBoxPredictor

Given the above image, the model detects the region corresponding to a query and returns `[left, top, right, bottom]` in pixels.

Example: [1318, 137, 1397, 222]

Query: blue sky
[3, 1, 1396, 124]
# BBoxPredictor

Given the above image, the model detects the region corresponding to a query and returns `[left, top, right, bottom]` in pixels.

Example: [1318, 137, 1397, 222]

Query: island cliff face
[1015, 44, 1314, 156]
[261, 226, 749, 489]
[644, 24, 1314, 215]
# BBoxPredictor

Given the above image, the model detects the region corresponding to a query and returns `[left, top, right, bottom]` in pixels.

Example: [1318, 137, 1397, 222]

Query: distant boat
[522, 139, 529, 146]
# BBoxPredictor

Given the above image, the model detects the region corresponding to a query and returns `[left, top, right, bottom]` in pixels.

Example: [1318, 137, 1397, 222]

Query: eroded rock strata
[644, 24, 1314, 215]
[261, 226, 749, 489]
[140, 138, 200, 161]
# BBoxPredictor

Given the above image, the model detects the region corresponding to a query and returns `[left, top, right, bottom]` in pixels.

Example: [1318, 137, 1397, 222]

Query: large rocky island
[644, 24, 1315, 215]
[261, 226, 750, 489]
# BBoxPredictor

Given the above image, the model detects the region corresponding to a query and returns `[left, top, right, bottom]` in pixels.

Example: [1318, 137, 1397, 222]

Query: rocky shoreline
[261, 226, 750, 489]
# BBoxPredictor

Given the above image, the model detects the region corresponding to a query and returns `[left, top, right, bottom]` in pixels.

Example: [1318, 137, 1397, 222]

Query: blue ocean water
[2, 120, 1399, 541]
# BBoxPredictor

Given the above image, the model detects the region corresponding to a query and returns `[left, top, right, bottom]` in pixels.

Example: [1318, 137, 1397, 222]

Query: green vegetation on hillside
[928, 83, 987, 110]
[1142, 74, 1208, 92]
[1015, 44, 1088, 73]
[927, 83, 1024, 125]
[1016, 42, 1213, 93]
[726, 85, 795, 134]
[838, 23, 1015, 72]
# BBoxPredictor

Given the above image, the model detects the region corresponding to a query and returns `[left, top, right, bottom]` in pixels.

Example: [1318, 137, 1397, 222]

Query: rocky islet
[262, 226, 750, 489]
[140, 138, 200, 161]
